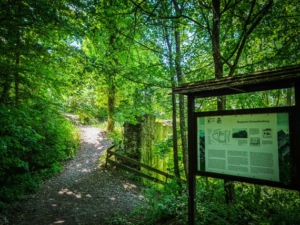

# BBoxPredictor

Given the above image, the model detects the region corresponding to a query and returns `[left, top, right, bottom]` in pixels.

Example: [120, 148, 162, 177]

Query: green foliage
[0, 0, 299, 222]
[153, 135, 173, 158]
[107, 213, 129, 225]
[195, 179, 300, 225]
[104, 122, 123, 145]
[122, 177, 300, 225]
[64, 89, 107, 124]
[0, 103, 80, 206]
[129, 180, 188, 225]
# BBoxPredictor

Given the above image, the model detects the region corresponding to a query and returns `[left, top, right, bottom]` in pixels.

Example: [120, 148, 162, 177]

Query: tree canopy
[1, 0, 300, 218]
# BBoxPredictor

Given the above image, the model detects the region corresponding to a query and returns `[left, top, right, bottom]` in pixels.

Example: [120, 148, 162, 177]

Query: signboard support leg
[294, 80, 300, 191]
[188, 95, 196, 225]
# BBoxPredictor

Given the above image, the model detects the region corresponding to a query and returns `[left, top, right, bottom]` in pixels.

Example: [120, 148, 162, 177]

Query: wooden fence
[105, 145, 183, 184]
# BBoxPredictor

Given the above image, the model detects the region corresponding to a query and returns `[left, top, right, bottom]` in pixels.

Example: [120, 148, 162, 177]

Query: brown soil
[5, 126, 146, 225]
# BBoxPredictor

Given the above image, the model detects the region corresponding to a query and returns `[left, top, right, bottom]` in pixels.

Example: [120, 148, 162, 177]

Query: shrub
[0, 103, 80, 206]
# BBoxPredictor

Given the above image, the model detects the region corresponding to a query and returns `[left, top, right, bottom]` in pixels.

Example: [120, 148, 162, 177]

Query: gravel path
[8, 126, 145, 225]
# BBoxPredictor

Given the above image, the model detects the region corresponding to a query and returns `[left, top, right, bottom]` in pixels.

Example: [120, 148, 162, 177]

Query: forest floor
[4, 126, 146, 225]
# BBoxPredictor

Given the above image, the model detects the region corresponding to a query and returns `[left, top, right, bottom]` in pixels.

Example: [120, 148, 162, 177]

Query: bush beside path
[5, 126, 145, 225]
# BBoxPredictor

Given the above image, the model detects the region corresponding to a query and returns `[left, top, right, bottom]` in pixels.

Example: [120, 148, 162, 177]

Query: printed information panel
[197, 113, 291, 183]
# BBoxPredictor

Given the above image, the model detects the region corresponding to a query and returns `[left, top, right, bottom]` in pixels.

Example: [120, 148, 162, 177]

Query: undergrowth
[105, 123, 300, 225]
[107, 175, 300, 225]
[0, 103, 80, 209]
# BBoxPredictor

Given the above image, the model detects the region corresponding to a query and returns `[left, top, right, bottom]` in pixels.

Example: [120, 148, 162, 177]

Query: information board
[197, 113, 291, 184]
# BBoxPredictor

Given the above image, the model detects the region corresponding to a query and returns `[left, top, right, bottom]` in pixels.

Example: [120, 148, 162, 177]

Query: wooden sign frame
[172, 65, 300, 225]
[195, 107, 294, 188]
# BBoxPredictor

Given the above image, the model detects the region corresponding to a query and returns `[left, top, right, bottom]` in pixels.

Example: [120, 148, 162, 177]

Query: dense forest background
[1, 0, 300, 224]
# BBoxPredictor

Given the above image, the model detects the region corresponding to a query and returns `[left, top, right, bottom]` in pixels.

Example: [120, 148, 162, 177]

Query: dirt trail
[9, 126, 145, 225]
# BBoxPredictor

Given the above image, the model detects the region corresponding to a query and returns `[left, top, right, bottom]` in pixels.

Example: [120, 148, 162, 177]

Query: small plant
[131, 180, 188, 225]
[153, 135, 173, 158]
[107, 213, 129, 225]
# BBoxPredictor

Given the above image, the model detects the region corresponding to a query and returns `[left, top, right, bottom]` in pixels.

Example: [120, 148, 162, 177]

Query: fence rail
[105, 145, 183, 184]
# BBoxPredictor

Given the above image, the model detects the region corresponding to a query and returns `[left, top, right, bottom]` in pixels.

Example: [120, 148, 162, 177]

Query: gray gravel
[8, 126, 146, 225]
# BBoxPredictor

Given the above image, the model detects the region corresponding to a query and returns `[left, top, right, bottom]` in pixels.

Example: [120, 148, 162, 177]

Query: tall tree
[172, 0, 189, 179]
[163, 15, 181, 180]
[196, 0, 274, 203]
[0, 0, 87, 106]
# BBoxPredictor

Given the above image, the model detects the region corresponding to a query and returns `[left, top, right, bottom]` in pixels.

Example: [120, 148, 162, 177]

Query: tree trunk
[171, 92, 181, 179]
[163, 19, 181, 181]
[0, 80, 11, 104]
[178, 94, 188, 179]
[14, 5, 21, 106]
[175, 27, 188, 181]
[15, 51, 20, 106]
[286, 88, 292, 106]
[123, 118, 142, 170]
[106, 33, 118, 133]
[254, 185, 262, 204]
[212, 0, 235, 203]
[107, 78, 115, 132]
[167, 38, 180, 179]
[172, 0, 188, 180]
